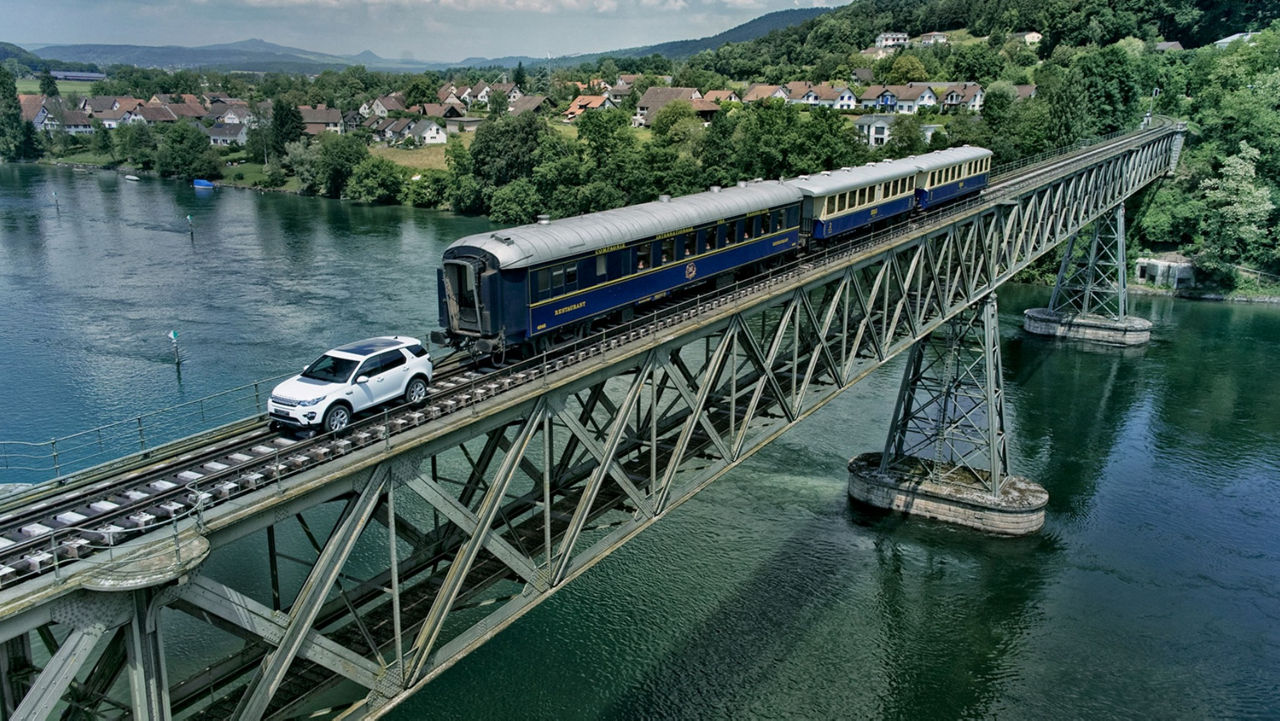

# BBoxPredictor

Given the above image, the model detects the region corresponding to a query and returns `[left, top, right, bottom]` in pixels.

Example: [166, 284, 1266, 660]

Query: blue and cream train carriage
[436, 146, 994, 355]
[438, 181, 803, 353]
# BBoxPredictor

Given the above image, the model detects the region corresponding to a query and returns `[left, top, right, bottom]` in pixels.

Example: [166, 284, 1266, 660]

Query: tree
[886, 55, 929, 85]
[39, 69, 59, 98]
[271, 101, 305, 159]
[315, 132, 368, 198]
[513, 61, 527, 89]
[651, 100, 696, 140]
[488, 91, 508, 119]
[946, 44, 1005, 85]
[90, 119, 114, 159]
[115, 122, 156, 168]
[1196, 142, 1276, 271]
[155, 121, 220, 180]
[0, 67, 28, 161]
[347, 155, 405, 204]
[885, 114, 927, 156]
[489, 178, 541, 223]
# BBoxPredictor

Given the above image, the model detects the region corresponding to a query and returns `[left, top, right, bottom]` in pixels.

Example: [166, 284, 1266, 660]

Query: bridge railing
[0, 376, 288, 486]
[0, 119, 1176, 489]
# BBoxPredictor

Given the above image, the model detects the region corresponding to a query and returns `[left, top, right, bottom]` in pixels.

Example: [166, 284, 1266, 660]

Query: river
[2, 164, 1277, 718]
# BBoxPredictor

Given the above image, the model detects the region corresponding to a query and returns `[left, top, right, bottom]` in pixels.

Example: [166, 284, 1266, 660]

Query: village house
[203, 123, 248, 147]
[563, 95, 614, 122]
[408, 120, 447, 145]
[368, 94, 406, 117]
[794, 84, 857, 109]
[1010, 31, 1043, 45]
[876, 32, 909, 49]
[1214, 32, 1256, 49]
[1154, 41, 1184, 52]
[299, 104, 343, 134]
[1013, 84, 1037, 100]
[741, 84, 781, 103]
[852, 67, 875, 85]
[18, 95, 45, 126]
[130, 105, 178, 125]
[446, 117, 485, 134]
[633, 87, 702, 127]
[934, 82, 985, 112]
[508, 94, 551, 117]
[80, 96, 144, 114]
[858, 83, 939, 113]
[91, 107, 132, 129]
[855, 114, 895, 146]
[919, 31, 948, 45]
[213, 104, 255, 125]
[489, 83, 522, 103]
[411, 103, 465, 120]
[380, 117, 415, 143]
[702, 90, 740, 104]
[35, 100, 94, 134]
[149, 93, 201, 107]
[436, 85, 464, 106]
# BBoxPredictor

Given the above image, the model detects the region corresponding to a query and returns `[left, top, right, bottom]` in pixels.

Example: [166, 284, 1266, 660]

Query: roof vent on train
[492, 232, 515, 245]
[536, 214, 551, 224]
[709, 185, 722, 193]
[737, 181, 748, 188]
[821, 171, 831, 176]
[752, 177, 764, 183]
[659, 194, 672, 202]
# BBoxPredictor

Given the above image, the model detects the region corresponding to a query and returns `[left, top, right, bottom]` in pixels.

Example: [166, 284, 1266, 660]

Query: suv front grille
[270, 395, 298, 407]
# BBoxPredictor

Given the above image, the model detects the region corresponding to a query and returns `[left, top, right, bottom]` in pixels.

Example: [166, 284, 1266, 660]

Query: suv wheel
[322, 404, 351, 433]
[404, 376, 428, 405]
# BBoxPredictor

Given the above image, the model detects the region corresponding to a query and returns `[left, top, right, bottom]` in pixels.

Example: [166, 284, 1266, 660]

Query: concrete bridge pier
[1023, 204, 1152, 345]
[849, 294, 1047, 535]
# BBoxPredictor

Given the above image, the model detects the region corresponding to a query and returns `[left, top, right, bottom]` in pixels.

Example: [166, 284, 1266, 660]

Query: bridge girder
[0, 125, 1182, 719]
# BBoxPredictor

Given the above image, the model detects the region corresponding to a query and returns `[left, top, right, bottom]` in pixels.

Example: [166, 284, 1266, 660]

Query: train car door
[443, 258, 484, 334]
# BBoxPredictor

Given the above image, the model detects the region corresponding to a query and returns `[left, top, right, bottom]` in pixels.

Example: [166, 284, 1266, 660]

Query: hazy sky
[9, 0, 837, 63]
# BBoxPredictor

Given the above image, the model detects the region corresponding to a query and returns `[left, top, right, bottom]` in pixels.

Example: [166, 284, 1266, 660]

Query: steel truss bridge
[0, 120, 1184, 720]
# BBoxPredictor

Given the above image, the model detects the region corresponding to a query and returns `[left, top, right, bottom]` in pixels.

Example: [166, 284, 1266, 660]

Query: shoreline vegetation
[2, 9, 1278, 297]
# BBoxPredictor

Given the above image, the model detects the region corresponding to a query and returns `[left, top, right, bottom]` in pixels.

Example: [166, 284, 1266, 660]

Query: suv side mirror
[355, 375, 370, 384]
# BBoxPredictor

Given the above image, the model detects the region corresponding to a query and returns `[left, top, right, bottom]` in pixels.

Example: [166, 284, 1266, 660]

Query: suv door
[374, 349, 409, 403]
[349, 354, 387, 411]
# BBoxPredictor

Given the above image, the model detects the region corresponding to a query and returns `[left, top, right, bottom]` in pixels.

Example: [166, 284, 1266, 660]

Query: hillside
[25, 6, 835, 73]
[0, 41, 99, 73]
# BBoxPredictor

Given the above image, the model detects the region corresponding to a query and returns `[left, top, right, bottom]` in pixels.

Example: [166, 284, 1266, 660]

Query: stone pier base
[1022, 307, 1151, 345]
[847, 453, 1047, 536]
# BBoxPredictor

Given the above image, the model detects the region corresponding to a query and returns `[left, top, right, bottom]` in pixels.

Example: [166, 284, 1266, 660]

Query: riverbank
[1128, 283, 1280, 305]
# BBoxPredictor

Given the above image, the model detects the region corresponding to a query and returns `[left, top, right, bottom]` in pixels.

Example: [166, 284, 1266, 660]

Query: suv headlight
[298, 396, 327, 407]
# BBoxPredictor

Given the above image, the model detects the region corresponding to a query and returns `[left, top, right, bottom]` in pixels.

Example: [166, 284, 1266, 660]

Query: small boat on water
[193, 179, 215, 189]
[125, 175, 140, 182]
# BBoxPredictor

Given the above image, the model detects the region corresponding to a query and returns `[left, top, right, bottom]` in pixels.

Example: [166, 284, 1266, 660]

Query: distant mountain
[25, 7, 836, 73]
[0, 41, 99, 73]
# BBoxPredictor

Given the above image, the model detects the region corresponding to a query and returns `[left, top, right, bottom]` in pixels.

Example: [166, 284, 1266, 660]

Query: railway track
[0, 121, 1177, 589]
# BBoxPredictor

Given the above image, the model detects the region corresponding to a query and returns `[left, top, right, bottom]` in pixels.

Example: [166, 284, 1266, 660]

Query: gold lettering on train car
[595, 244, 625, 255]
[656, 227, 694, 240]
[554, 301, 587, 316]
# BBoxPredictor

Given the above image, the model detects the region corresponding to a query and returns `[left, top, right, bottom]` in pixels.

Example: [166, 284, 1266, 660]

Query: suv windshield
[301, 354, 359, 383]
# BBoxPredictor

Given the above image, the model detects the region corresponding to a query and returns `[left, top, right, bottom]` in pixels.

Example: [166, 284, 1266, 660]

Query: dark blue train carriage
[437, 181, 803, 354]
[912, 146, 993, 210]
[788, 157, 924, 241]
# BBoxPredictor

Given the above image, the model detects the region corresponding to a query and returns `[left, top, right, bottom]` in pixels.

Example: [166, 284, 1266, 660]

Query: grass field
[372, 134, 474, 171]
[15, 79, 96, 96]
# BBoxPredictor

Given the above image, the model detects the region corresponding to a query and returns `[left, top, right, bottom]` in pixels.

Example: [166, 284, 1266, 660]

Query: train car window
[636, 243, 650, 271]
[837, 194, 847, 212]
[596, 255, 606, 279]
[659, 238, 674, 265]
[772, 209, 785, 231]
[537, 269, 550, 295]
[715, 223, 727, 249]
[696, 228, 709, 253]
[786, 205, 800, 227]
[565, 264, 578, 290]
[825, 196, 836, 215]
[682, 234, 696, 258]
[551, 267, 565, 293]
[761, 212, 772, 234]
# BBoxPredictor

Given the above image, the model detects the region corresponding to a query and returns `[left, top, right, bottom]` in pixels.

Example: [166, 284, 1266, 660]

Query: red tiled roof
[18, 94, 44, 122]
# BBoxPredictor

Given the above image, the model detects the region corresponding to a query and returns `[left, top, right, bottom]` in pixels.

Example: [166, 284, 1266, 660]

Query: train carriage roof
[909, 145, 993, 173]
[785, 158, 922, 197]
[446, 181, 803, 270]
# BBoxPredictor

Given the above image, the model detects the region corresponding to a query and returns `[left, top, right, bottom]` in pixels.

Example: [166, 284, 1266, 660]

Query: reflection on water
[3, 165, 1278, 718]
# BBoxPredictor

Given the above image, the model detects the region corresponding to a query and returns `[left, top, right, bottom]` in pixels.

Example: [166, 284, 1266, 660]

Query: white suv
[268, 336, 433, 433]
